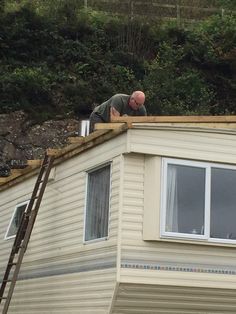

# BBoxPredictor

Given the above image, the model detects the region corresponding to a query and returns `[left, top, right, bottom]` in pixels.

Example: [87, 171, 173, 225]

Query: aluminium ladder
[0, 153, 55, 314]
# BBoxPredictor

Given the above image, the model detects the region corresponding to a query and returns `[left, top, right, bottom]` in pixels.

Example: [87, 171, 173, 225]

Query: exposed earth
[0, 111, 81, 176]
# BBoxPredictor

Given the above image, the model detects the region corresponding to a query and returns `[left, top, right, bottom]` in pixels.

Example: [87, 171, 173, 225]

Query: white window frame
[4, 200, 29, 240]
[161, 158, 236, 244]
[83, 163, 112, 244]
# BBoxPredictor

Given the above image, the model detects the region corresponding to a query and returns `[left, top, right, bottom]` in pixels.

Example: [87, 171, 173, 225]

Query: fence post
[129, 0, 134, 20]
[176, 0, 181, 26]
[221, 8, 225, 18]
[84, 0, 87, 9]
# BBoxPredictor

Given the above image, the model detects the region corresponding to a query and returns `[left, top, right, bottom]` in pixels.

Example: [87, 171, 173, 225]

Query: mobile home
[1, 116, 236, 313]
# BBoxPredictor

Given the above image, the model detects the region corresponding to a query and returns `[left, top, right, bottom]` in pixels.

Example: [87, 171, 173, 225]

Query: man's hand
[110, 106, 120, 117]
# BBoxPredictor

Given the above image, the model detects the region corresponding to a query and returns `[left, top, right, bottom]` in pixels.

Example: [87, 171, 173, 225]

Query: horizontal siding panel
[1, 269, 116, 314]
[0, 154, 122, 307]
[120, 268, 236, 289]
[53, 133, 127, 181]
[112, 282, 236, 313]
[0, 178, 36, 206]
[129, 129, 236, 164]
[121, 152, 236, 290]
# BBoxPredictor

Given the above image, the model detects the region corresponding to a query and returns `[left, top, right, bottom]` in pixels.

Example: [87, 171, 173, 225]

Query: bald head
[129, 91, 145, 110]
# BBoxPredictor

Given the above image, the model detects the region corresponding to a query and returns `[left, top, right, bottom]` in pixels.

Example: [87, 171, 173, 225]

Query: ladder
[0, 153, 55, 314]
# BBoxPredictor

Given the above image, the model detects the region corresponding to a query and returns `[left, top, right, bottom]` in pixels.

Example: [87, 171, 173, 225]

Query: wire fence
[80, 0, 235, 24]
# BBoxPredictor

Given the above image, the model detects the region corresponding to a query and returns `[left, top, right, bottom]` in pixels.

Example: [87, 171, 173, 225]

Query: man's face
[129, 96, 144, 111]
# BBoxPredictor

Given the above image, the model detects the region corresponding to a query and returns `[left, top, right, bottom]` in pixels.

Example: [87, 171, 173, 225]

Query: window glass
[5, 202, 29, 239]
[166, 164, 205, 235]
[211, 167, 236, 240]
[85, 164, 111, 241]
[162, 159, 236, 243]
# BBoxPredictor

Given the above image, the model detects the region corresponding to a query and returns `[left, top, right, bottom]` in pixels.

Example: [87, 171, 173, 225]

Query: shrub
[0, 66, 55, 117]
[143, 43, 215, 115]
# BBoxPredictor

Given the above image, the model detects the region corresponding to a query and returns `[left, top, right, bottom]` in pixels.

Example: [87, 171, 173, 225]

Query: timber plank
[111, 115, 236, 123]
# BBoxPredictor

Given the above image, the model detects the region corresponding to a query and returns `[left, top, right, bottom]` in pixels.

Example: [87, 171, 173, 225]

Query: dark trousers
[89, 112, 105, 133]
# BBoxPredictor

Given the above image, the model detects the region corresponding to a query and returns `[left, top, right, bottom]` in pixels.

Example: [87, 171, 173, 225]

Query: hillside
[0, 0, 235, 170]
[0, 111, 80, 176]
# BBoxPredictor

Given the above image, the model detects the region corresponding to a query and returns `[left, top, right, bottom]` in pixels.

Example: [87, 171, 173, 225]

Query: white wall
[0, 133, 127, 313]
[119, 135, 236, 289]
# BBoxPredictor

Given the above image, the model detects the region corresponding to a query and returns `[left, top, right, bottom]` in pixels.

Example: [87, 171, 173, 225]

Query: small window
[5, 201, 29, 240]
[84, 164, 111, 242]
[161, 158, 236, 243]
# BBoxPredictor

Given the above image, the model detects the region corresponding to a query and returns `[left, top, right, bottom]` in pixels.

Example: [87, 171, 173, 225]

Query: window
[84, 164, 111, 242]
[161, 158, 236, 243]
[5, 201, 29, 240]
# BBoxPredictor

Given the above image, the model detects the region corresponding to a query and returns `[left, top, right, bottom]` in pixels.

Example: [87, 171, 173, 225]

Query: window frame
[160, 158, 236, 244]
[4, 200, 29, 240]
[83, 162, 112, 244]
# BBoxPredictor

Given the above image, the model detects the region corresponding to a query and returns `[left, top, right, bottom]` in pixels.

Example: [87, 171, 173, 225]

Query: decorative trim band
[121, 262, 236, 275]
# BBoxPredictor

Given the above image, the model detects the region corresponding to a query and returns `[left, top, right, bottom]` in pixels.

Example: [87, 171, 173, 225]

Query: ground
[0, 111, 80, 175]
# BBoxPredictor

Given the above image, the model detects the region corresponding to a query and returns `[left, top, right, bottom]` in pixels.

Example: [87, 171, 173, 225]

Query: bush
[0, 2, 235, 120]
[0, 66, 55, 117]
[143, 42, 215, 115]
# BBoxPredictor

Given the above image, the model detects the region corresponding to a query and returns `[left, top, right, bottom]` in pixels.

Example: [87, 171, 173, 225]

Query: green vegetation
[0, 1, 235, 121]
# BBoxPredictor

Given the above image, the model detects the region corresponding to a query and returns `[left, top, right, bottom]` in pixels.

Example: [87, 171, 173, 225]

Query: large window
[5, 201, 29, 240]
[84, 164, 111, 242]
[161, 158, 236, 243]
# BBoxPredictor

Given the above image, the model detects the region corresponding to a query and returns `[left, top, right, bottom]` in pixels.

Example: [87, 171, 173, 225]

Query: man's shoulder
[112, 93, 129, 100]
[111, 94, 129, 108]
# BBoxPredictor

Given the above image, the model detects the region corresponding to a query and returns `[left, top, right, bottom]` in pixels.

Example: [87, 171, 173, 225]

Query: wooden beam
[47, 130, 112, 158]
[94, 122, 128, 130]
[27, 160, 42, 167]
[68, 136, 85, 144]
[0, 126, 123, 190]
[0, 177, 8, 184]
[111, 115, 236, 124]
[0, 164, 42, 183]
[141, 122, 236, 130]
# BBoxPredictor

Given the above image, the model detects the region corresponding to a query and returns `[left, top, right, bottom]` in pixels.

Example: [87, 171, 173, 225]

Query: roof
[1, 115, 236, 190]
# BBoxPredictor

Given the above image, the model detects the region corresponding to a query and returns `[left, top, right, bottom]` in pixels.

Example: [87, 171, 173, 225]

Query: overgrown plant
[0, 2, 235, 121]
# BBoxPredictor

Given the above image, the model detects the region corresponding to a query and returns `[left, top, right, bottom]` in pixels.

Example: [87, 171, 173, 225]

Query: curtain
[85, 165, 111, 241]
[166, 164, 178, 232]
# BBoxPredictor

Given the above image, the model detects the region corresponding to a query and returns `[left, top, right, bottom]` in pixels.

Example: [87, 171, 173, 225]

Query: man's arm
[110, 106, 120, 118]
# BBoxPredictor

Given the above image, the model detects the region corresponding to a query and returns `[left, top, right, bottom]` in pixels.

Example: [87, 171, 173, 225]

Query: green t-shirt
[94, 94, 147, 122]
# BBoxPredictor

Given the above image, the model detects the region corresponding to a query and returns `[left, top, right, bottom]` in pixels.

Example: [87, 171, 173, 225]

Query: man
[89, 91, 147, 133]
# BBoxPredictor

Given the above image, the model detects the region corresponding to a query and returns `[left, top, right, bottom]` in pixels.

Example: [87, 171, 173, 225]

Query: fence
[80, 0, 234, 23]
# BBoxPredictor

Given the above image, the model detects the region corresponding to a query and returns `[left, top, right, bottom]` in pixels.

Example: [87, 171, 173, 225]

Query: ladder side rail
[24, 156, 48, 216]
[23, 156, 54, 251]
[0, 154, 55, 314]
[0, 154, 46, 300]
[0, 212, 26, 302]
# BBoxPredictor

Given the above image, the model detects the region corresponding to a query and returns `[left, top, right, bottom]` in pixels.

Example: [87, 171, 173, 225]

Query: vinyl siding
[112, 283, 236, 314]
[128, 128, 236, 164]
[120, 151, 236, 291]
[8, 269, 116, 314]
[0, 134, 126, 313]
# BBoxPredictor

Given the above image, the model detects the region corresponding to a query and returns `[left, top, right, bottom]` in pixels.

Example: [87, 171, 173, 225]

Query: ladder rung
[0, 153, 54, 309]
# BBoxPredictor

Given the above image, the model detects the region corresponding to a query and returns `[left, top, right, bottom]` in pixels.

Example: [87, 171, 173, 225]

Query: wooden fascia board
[67, 136, 85, 144]
[0, 127, 127, 190]
[111, 115, 236, 124]
[131, 124, 236, 135]
[48, 127, 127, 163]
[94, 122, 128, 130]
[0, 166, 40, 190]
